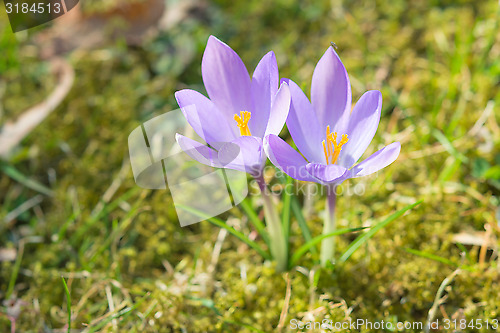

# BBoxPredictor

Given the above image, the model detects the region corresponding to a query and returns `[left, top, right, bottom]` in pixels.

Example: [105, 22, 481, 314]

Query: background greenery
[1, 0, 499, 331]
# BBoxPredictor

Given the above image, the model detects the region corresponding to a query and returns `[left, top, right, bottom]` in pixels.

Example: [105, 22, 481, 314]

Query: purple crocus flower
[264, 46, 400, 186]
[175, 36, 291, 177]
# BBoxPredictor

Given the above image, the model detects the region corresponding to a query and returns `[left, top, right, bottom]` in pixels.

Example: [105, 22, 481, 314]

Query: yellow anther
[234, 111, 252, 136]
[322, 127, 348, 165]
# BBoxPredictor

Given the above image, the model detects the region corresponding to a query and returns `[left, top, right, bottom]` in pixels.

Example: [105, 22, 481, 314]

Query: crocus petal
[264, 82, 291, 136]
[250, 51, 279, 137]
[310, 46, 351, 134]
[218, 136, 264, 176]
[264, 134, 318, 182]
[283, 78, 324, 163]
[175, 89, 237, 149]
[347, 142, 401, 178]
[305, 163, 347, 183]
[202, 35, 252, 122]
[175, 134, 221, 168]
[338, 90, 382, 168]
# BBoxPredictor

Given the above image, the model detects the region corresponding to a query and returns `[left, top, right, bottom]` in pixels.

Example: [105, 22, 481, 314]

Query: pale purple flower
[175, 36, 291, 176]
[264, 46, 401, 185]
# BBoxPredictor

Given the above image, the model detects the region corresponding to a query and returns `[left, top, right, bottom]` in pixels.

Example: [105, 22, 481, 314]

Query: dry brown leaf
[0, 248, 17, 262]
[452, 231, 495, 249]
[34, 0, 206, 58]
[0, 58, 74, 158]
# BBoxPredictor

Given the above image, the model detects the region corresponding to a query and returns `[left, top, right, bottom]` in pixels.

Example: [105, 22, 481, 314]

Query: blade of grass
[432, 129, 468, 163]
[221, 318, 266, 333]
[405, 248, 474, 272]
[86, 295, 149, 333]
[438, 158, 462, 182]
[61, 277, 71, 333]
[6, 242, 24, 298]
[56, 211, 79, 243]
[71, 187, 139, 244]
[188, 296, 265, 333]
[290, 227, 367, 267]
[238, 198, 269, 245]
[86, 195, 145, 264]
[425, 268, 461, 333]
[339, 200, 422, 263]
[290, 196, 316, 256]
[405, 248, 456, 267]
[177, 204, 271, 260]
[455, 242, 468, 256]
[0, 162, 53, 196]
[6, 237, 43, 298]
[455, 242, 473, 265]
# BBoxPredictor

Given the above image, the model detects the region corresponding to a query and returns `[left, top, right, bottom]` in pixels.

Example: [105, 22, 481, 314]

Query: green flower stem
[320, 187, 337, 267]
[255, 174, 288, 272]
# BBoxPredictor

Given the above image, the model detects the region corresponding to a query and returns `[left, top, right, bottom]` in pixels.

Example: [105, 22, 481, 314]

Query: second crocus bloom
[264, 46, 401, 186]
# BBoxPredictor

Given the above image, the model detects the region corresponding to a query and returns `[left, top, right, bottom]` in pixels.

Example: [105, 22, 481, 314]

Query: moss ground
[1, 0, 499, 331]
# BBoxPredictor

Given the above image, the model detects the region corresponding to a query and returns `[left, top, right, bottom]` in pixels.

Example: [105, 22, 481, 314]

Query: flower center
[234, 111, 252, 136]
[322, 125, 348, 165]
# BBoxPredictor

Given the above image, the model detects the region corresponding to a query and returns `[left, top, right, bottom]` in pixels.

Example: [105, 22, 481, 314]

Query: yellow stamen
[322, 140, 328, 161]
[322, 127, 348, 165]
[326, 126, 332, 157]
[233, 111, 252, 136]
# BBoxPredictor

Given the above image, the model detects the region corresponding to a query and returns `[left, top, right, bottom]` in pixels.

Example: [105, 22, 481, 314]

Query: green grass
[1, 0, 499, 332]
[61, 277, 71, 333]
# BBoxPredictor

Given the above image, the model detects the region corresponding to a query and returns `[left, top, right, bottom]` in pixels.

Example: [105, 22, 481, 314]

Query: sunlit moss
[1, 0, 499, 331]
